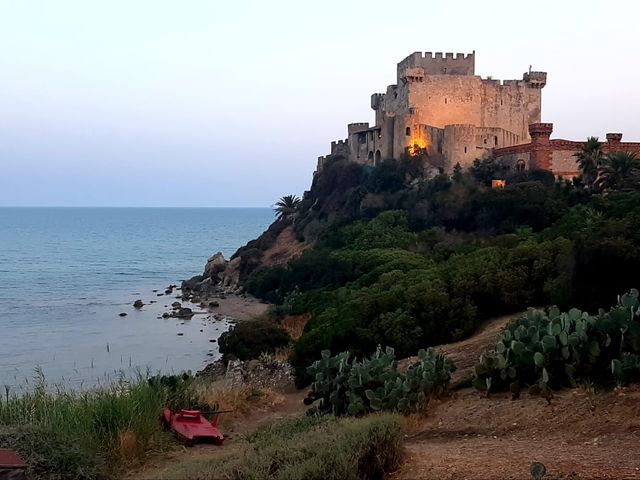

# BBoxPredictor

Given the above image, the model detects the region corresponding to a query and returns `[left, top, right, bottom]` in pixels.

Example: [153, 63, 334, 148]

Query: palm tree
[574, 137, 604, 190]
[594, 151, 640, 192]
[274, 195, 301, 220]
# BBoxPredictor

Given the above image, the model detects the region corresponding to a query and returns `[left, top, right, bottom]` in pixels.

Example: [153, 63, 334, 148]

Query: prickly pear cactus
[305, 346, 455, 416]
[473, 289, 640, 395]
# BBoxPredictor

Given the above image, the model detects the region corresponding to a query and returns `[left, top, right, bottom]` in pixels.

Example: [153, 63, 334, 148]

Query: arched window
[367, 151, 374, 164]
[375, 150, 381, 165]
[516, 159, 526, 172]
[405, 127, 411, 136]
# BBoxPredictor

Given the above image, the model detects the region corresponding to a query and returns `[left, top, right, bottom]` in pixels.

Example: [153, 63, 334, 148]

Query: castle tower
[529, 123, 553, 170]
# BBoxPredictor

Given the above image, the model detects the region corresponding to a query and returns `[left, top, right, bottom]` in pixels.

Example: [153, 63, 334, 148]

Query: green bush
[304, 347, 454, 416]
[473, 289, 640, 395]
[219, 320, 291, 361]
[157, 414, 405, 480]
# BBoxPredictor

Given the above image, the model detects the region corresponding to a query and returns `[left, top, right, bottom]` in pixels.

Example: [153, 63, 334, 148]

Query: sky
[0, 0, 638, 207]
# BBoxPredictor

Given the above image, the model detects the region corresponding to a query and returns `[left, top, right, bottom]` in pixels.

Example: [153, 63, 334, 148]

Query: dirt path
[395, 386, 640, 479]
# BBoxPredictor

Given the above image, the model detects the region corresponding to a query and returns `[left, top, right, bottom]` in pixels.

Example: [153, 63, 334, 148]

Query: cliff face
[183, 155, 420, 295]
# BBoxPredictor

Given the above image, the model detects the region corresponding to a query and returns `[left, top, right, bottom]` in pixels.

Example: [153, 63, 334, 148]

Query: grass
[197, 383, 274, 417]
[0, 371, 282, 480]
[156, 413, 405, 480]
[0, 375, 169, 479]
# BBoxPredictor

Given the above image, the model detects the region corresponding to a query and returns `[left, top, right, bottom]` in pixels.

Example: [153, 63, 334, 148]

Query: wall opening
[516, 159, 526, 172]
[464, 147, 467, 153]
[367, 151, 374, 164]
[405, 127, 411, 136]
[444, 98, 448, 104]
[375, 150, 381, 165]
[494, 136, 498, 146]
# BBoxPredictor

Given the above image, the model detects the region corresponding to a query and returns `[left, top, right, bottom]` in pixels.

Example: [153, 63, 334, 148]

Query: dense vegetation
[218, 320, 291, 361]
[156, 414, 405, 480]
[473, 289, 640, 396]
[305, 347, 454, 416]
[242, 152, 640, 385]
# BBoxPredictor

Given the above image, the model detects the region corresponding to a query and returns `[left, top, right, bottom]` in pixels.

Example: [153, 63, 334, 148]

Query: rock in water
[175, 307, 193, 318]
[133, 299, 144, 309]
[119, 312, 127, 317]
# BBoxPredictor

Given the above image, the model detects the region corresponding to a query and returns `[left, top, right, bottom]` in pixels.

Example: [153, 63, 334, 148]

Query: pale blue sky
[1, 0, 638, 206]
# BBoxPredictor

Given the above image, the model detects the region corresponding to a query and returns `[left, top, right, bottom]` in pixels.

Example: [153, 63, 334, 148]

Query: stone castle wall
[493, 125, 640, 179]
[319, 50, 546, 174]
[317, 50, 640, 179]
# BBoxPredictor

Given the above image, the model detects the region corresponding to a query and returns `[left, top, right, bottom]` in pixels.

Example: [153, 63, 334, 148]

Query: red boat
[162, 408, 228, 446]
[0, 449, 27, 479]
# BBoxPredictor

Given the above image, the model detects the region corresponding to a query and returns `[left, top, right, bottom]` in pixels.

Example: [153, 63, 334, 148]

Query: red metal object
[162, 408, 226, 446]
[0, 449, 27, 479]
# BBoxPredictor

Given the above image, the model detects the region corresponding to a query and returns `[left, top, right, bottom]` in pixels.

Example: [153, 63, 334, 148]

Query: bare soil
[394, 314, 640, 480]
[206, 293, 268, 320]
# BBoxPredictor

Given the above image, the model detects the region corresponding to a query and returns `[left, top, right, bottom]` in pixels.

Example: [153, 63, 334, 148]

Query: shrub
[304, 347, 454, 416]
[156, 414, 405, 480]
[473, 289, 640, 395]
[219, 320, 291, 361]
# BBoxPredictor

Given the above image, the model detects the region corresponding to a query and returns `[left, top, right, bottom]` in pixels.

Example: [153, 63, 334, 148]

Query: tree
[274, 194, 301, 220]
[574, 137, 604, 190]
[452, 162, 463, 182]
[594, 151, 640, 192]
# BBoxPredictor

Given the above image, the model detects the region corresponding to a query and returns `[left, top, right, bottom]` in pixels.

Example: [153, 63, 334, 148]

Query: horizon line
[0, 205, 274, 209]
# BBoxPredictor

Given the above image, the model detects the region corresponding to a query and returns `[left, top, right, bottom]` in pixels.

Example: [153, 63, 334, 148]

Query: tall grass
[0, 373, 170, 479]
[155, 413, 405, 480]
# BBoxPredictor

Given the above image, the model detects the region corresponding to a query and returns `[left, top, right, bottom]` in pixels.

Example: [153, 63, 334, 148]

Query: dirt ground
[395, 314, 640, 480]
[203, 293, 269, 320]
[395, 386, 640, 480]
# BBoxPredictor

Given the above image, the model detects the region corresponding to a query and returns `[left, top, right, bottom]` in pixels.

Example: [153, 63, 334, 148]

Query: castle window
[444, 98, 448, 104]
[494, 136, 498, 145]
[516, 159, 526, 172]
[405, 127, 411, 136]
[464, 147, 467, 153]
[484, 139, 487, 145]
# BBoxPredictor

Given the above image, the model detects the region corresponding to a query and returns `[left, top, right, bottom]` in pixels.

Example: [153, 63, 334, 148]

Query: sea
[0, 207, 273, 391]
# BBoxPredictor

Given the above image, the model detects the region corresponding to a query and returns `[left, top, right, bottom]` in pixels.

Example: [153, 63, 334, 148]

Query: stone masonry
[318, 50, 639, 179]
[318, 51, 546, 174]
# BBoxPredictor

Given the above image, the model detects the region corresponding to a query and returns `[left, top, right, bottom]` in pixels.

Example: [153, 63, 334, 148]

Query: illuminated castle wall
[318, 51, 546, 174]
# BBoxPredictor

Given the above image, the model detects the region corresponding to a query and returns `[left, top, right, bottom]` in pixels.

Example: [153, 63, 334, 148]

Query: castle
[318, 51, 640, 178]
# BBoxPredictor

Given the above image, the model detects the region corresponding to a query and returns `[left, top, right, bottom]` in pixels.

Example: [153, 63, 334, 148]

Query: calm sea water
[0, 207, 273, 390]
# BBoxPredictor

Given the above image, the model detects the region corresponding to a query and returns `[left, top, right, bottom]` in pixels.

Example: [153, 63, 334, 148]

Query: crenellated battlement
[371, 93, 385, 110]
[347, 122, 370, 134]
[320, 50, 552, 173]
[523, 71, 547, 88]
[397, 50, 475, 78]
